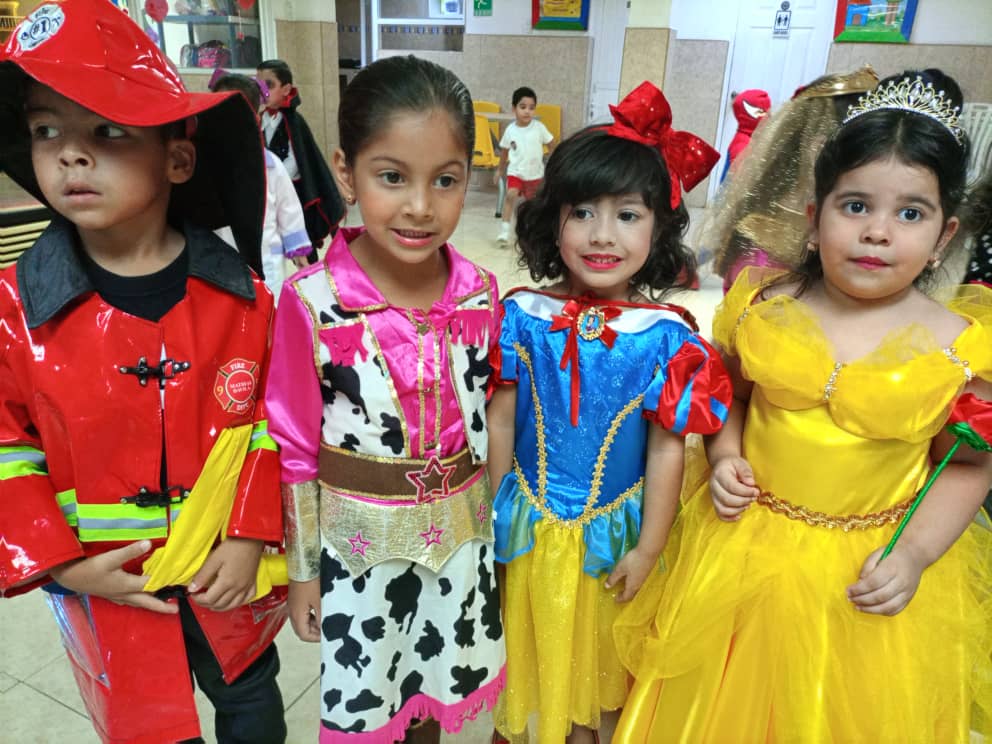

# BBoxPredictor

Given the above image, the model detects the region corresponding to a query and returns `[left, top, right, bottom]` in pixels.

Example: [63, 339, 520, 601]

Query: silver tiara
[843, 76, 963, 145]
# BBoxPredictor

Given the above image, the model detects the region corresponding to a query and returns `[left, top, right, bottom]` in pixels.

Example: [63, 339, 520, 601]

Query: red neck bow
[550, 297, 622, 427]
[605, 81, 720, 209]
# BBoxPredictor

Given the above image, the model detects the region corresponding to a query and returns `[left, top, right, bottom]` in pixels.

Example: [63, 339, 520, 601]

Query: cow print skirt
[317, 538, 506, 743]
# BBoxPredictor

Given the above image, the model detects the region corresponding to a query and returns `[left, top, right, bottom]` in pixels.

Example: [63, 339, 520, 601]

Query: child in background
[962, 172, 992, 524]
[963, 171, 992, 286]
[257, 58, 345, 261]
[487, 82, 729, 744]
[613, 69, 992, 743]
[266, 55, 505, 743]
[0, 2, 286, 743]
[702, 65, 879, 292]
[718, 87, 770, 183]
[495, 85, 554, 245]
[211, 72, 311, 300]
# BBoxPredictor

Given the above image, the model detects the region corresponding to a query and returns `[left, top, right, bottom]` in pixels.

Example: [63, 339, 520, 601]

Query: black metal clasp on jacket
[153, 585, 188, 601]
[120, 484, 190, 508]
[118, 357, 191, 388]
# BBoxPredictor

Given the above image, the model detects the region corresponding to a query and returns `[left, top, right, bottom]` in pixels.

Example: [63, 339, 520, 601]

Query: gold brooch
[577, 306, 608, 341]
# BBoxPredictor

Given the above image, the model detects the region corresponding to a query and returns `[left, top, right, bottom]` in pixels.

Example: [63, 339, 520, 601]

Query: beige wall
[274, 19, 341, 160]
[180, 71, 213, 93]
[663, 38, 729, 208]
[380, 34, 592, 141]
[827, 43, 992, 103]
[619, 27, 676, 101]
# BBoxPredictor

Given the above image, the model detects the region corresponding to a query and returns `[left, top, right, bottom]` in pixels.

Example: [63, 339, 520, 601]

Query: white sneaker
[497, 225, 511, 245]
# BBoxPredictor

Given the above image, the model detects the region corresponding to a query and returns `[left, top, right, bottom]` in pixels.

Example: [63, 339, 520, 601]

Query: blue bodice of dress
[493, 289, 731, 576]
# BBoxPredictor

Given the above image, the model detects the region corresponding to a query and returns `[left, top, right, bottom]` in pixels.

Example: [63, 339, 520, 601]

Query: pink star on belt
[348, 531, 371, 556]
[420, 523, 444, 548]
[405, 456, 456, 504]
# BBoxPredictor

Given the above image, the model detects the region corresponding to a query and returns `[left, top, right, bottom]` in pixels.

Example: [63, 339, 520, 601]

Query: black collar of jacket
[16, 217, 256, 329]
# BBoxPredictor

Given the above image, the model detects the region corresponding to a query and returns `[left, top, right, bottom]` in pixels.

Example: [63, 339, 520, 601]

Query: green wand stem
[880, 439, 962, 560]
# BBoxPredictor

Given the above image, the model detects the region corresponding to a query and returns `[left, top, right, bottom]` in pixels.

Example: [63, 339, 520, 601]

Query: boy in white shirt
[496, 86, 554, 244]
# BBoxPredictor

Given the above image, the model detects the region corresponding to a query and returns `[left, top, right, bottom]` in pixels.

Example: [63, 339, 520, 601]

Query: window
[131, 0, 272, 71]
[374, 0, 464, 55]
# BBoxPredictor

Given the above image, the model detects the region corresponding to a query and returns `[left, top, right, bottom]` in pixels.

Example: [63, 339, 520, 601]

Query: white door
[587, 0, 631, 125]
[711, 0, 835, 195]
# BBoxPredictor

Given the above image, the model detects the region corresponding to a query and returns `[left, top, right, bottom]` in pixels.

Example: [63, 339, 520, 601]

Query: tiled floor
[0, 185, 724, 744]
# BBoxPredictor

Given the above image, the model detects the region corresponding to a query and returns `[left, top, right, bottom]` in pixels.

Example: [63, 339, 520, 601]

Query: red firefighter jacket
[0, 220, 286, 744]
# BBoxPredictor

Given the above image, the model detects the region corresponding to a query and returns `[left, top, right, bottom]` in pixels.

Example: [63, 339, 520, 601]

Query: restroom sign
[774, 1, 791, 38]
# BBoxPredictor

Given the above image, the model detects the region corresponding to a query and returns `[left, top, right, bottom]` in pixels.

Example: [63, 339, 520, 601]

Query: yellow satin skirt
[612, 478, 992, 743]
[496, 519, 630, 743]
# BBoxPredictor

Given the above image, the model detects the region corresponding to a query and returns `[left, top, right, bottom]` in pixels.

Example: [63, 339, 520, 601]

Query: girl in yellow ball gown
[613, 69, 992, 743]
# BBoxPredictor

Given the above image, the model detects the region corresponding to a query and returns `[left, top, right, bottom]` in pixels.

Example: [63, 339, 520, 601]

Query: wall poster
[834, 0, 919, 43]
[532, 0, 589, 31]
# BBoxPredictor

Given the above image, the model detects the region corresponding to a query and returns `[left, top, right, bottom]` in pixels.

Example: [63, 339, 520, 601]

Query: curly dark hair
[515, 125, 695, 299]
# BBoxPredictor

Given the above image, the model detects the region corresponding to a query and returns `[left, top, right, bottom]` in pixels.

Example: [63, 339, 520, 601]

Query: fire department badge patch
[214, 358, 258, 414]
[16, 5, 65, 53]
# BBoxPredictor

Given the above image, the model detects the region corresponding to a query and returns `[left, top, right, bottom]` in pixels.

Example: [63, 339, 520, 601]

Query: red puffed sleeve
[643, 334, 732, 436]
[488, 295, 515, 396]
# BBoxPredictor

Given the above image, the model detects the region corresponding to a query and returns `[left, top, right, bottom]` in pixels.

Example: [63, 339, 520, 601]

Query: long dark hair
[338, 55, 474, 164]
[775, 68, 969, 297]
[515, 125, 695, 298]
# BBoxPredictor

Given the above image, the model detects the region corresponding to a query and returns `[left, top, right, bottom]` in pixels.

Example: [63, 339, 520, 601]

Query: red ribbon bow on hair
[550, 298, 622, 427]
[605, 81, 720, 210]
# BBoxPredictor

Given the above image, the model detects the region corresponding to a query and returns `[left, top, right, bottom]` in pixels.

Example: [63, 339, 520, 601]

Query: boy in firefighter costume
[0, 2, 288, 742]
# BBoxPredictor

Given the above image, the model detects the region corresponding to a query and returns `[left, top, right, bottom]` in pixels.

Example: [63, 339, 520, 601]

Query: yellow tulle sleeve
[712, 268, 764, 352]
[944, 283, 992, 381]
[712, 267, 794, 350]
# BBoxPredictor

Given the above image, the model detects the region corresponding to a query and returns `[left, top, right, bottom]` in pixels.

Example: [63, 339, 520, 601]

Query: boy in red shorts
[496, 86, 554, 245]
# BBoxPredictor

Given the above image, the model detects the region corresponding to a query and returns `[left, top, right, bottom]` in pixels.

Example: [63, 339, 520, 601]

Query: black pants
[179, 598, 287, 744]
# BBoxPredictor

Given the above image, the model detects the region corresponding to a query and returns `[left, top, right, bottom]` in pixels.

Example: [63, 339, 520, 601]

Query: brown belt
[318, 445, 479, 502]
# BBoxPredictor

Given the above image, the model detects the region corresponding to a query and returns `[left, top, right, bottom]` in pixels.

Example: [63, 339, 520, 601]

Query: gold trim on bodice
[512, 342, 644, 528]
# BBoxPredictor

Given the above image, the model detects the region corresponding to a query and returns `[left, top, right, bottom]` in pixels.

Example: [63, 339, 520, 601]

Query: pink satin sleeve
[266, 283, 322, 483]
